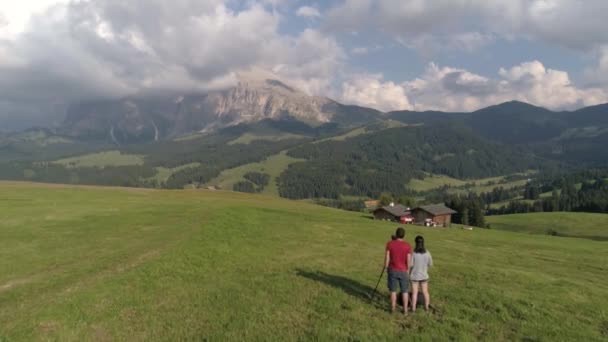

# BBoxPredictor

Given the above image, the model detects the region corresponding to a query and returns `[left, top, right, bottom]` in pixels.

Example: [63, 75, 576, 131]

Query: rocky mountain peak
[62, 69, 338, 143]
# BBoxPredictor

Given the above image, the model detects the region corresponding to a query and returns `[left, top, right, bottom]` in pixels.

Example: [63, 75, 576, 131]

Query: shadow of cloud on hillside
[296, 269, 387, 310]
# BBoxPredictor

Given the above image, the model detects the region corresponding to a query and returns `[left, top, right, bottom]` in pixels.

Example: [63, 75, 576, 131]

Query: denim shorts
[387, 270, 409, 293]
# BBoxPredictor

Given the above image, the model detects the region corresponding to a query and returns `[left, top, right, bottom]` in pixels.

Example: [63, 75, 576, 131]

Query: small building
[373, 203, 413, 223]
[411, 204, 457, 227]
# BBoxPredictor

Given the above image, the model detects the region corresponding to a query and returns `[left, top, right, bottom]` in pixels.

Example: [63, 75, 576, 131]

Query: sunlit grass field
[0, 182, 606, 340]
[486, 212, 608, 241]
[205, 151, 303, 195]
[54, 151, 144, 168]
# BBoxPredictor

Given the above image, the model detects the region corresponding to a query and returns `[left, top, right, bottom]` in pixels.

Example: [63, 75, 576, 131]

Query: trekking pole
[369, 266, 385, 303]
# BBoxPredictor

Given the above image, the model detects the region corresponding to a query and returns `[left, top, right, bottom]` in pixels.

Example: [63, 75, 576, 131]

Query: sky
[1, 0, 608, 129]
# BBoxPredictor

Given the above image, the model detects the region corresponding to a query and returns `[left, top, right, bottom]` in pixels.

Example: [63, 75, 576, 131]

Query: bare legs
[411, 281, 419, 312]
[411, 281, 430, 312]
[389, 292, 409, 314]
[421, 281, 430, 311]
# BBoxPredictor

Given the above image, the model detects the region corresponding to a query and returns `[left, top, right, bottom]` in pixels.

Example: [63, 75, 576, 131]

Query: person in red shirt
[385, 227, 412, 314]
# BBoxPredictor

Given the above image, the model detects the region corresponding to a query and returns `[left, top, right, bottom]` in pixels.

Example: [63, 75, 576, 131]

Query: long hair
[414, 235, 426, 254]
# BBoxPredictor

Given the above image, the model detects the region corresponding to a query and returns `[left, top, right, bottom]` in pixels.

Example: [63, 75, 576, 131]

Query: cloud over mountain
[342, 61, 608, 112]
[1, 0, 608, 129]
[0, 0, 342, 129]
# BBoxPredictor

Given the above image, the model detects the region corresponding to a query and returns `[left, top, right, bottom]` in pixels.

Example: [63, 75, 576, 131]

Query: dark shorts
[387, 270, 409, 293]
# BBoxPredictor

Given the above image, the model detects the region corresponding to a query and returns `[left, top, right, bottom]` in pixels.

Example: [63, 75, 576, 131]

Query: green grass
[4, 130, 73, 146]
[147, 163, 201, 184]
[469, 178, 529, 193]
[0, 182, 607, 340]
[486, 212, 608, 241]
[322, 127, 368, 142]
[172, 133, 207, 142]
[205, 151, 303, 195]
[408, 172, 534, 194]
[407, 174, 467, 192]
[54, 151, 144, 168]
[227, 133, 305, 145]
[315, 120, 408, 144]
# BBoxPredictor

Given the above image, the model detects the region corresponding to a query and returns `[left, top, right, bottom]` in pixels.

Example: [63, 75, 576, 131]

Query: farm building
[373, 203, 414, 223]
[411, 204, 457, 227]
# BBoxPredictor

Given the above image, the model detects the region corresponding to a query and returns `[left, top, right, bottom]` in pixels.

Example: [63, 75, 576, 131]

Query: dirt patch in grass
[0, 275, 37, 293]
[38, 321, 60, 335]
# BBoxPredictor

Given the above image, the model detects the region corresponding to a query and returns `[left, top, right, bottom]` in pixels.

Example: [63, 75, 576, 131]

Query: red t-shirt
[386, 240, 412, 271]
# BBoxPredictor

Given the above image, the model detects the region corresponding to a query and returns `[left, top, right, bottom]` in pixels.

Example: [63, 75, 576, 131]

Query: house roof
[374, 204, 411, 217]
[414, 204, 457, 216]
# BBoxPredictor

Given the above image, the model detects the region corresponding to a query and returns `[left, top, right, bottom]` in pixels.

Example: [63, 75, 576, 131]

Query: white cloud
[584, 45, 608, 88]
[326, 0, 608, 52]
[341, 61, 608, 112]
[0, 0, 68, 38]
[272, 29, 345, 95]
[296, 6, 321, 19]
[0, 0, 344, 128]
[341, 74, 412, 112]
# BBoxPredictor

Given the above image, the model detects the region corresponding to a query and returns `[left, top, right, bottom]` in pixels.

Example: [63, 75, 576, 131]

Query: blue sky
[1, 0, 608, 128]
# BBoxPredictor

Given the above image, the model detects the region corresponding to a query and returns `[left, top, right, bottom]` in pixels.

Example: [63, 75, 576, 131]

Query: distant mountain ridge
[55, 60, 608, 146]
[61, 70, 380, 144]
[388, 100, 608, 144]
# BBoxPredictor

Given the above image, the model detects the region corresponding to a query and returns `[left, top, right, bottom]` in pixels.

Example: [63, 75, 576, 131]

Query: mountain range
[60, 69, 379, 144]
[1, 72, 608, 197]
[55, 73, 608, 151]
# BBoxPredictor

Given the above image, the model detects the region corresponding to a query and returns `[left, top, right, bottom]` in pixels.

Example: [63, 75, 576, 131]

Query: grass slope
[486, 212, 608, 241]
[227, 133, 305, 145]
[148, 163, 201, 184]
[408, 172, 534, 194]
[54, 151, 144, 168]
[0, 182, 607, 341]
[205, 151, 303, 195]
[407, 174, 467, 192]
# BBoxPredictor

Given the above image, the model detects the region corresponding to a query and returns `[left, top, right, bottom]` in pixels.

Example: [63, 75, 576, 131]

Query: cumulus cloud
[326, 0, 608, 52]
[0, 0, 344, 128]
[342, 74, 412, 112]
[296, 6, 321, 19]
[584, 46, 608, 88]
[341, 61, 608, 112]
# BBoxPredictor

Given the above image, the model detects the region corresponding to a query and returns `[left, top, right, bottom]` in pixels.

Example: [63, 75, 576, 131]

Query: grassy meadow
[487, 212, 608, 241]
[407, 172, 533, 193]
[54, 151, 144, 168]
[148, 163, 201, 184]
[0, 182, 607, 341]
[227, 133, 305, 145]
[205, 151, 304, 195]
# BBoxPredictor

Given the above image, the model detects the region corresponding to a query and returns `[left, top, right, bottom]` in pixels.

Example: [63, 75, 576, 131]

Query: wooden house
[373, 203, 413, 223]
[411, 204, 457, 227]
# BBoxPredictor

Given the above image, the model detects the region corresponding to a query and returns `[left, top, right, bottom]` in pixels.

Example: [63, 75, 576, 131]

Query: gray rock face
[62, 70, 339, 143]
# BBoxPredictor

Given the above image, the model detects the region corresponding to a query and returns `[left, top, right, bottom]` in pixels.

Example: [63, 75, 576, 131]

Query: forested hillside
[2, 100, 608, 200]
[278, 124, 543, 199]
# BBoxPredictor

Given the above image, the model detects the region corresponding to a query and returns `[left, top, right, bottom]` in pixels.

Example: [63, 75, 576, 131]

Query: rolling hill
[0, 182, 606, 340]
[486, 212, 608, 241]
[2, 70, 608, 199]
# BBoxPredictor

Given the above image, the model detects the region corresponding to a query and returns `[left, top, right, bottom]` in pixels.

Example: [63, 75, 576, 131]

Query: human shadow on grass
[296, 269, 387, 310]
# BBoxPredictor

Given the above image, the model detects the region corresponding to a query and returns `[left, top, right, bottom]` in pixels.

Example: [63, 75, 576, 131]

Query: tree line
[278, 124, 541, 199]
